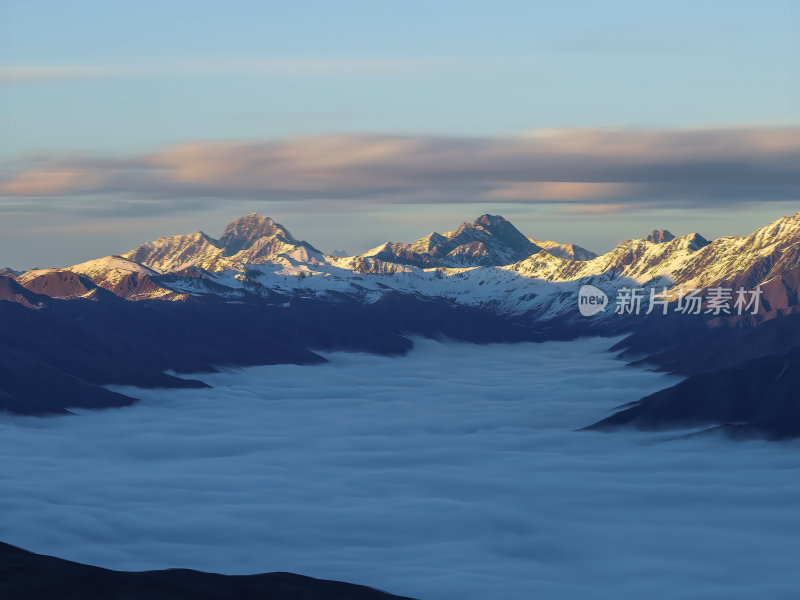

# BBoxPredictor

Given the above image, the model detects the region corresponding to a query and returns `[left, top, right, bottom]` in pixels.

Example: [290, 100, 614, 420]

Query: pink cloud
[0, 168, 110, 196]
[1, 127, 798, 211]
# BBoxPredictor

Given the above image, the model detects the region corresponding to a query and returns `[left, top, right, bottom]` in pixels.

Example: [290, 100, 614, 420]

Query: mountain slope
[361, 214, 543, 267]
[529, 238, 597, 261]
[0, 291, 560, 415]
[0, 541, 416, 600]
[0, 275, 50, 308]
[588, 347, 800, 439]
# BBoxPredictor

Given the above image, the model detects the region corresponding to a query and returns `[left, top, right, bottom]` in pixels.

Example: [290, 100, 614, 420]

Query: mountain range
[8, 211, 800, 315]
[2, 211, 800, 438]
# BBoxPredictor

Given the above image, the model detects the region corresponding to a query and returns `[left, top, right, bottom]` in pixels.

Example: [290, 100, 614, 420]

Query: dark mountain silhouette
[0, 541, 416, 600]
[0, 275, 50, 308]
[646, 229, 677, 244]
[0, 292, 561, 416]
[588, 347, 800, 439]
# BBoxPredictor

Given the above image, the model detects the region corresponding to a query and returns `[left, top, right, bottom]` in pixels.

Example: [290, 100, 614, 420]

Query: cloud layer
[2, 338, 800, 600]
[2, 127, 798, 214]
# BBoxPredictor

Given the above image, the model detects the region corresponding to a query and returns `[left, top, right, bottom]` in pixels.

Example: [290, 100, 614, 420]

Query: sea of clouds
[1, 337, 800, 600]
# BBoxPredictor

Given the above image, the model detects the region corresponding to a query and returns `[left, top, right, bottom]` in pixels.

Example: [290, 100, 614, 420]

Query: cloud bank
[2, 127, 798, 215]
[2, 338, 800, 600]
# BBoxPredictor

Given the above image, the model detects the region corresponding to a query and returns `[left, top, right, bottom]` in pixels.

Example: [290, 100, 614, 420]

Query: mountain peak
[361, 214, 540, 267]
[0, 267, 20, 277]
[530, 239, 598, 261]
[684, 232, 710, 251]
[646, 229, 676, 244]
[219, 214, 296, 255]
[473, 213, 508, 227]
[221, 213, 282, 236]
[454, 214, 536, 254]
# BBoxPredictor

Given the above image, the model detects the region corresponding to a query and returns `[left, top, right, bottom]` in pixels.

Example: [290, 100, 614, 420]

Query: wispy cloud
[0, 58, 447, 82]
[1, 127, 798, 215]
[490, 182, 640, 202]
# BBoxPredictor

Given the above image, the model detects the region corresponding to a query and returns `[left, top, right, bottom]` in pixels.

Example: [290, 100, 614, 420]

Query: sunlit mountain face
[7, 211, 800, 310]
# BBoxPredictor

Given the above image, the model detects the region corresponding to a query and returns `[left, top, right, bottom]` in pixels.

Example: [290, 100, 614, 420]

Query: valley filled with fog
[1, 338, 799, 600]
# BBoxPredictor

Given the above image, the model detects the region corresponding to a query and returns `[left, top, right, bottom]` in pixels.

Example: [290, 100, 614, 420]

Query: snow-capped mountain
[4, 210, 800, 435]
[528, 239, 597, 261]
[8, 211, 800, 319]
[359, 214, 543, 268]
[508, 230, 712, 286]
[122, 214, 322, 273]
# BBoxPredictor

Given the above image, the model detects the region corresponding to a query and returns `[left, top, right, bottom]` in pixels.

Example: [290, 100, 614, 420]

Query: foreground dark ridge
[586, 309, 800, 439]
[1, 292, 606, 416]
[0, 541, 417, 600]
[587, 347, 800, 440]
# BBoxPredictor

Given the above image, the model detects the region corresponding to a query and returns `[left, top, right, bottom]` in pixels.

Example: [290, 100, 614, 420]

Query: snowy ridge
[120, 214, 323, 274]
[355, 214, 542, 268]
[68, 256, 158, 284]
[529, 239, 598, 261]
[12, 210, 800, 319]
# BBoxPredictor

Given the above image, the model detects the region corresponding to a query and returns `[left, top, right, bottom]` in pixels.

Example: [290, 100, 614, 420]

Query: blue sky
[1, 1, 799, 267]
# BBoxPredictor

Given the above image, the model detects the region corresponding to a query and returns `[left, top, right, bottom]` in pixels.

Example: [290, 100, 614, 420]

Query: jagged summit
[684, 233, 710, 251]
[121, 214, 320, 272]
[453, 214, 536, 254]
[361, 214, 541, 267]
[219, 213, 297, 255]
[529, 239, 597, 261]
[646, 229, 676, 244]
[641, 229, 708, 251]
[455, 214, 511, 234]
